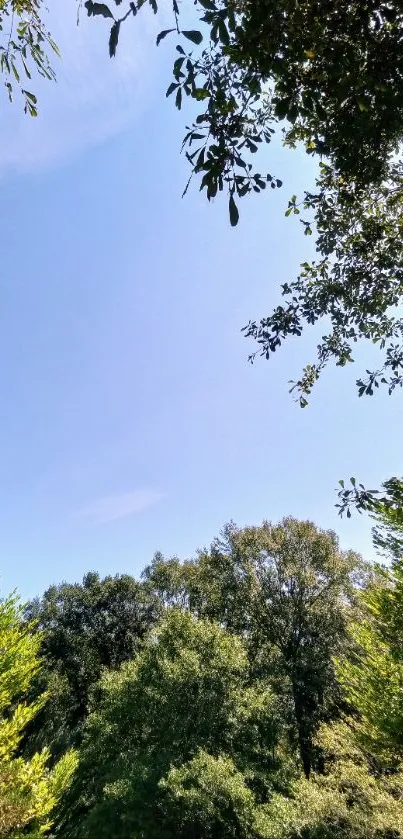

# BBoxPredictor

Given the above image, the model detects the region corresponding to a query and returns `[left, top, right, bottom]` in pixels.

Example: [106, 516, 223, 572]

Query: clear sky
[0, 5, 401, 600]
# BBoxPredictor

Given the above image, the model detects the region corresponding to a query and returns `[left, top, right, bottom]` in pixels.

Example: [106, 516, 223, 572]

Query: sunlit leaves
[336, 556, 403, 764]
[0, 595, 77, 837]
[0, 0, 58, 113]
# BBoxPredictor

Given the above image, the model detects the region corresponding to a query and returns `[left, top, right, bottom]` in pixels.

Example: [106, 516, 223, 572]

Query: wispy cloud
[77, 488, 165, 524]
[0, 3, 164, 175]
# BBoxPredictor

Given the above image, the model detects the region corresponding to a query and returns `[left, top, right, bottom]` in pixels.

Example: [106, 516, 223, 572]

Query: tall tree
[336, 553, 403, 765]
[54, 608, 403, 839]
[23, 571, 160, 757]
[55, 609, 288, 839]
[0, 593, 76, 839]
[144, 518, 363, 777]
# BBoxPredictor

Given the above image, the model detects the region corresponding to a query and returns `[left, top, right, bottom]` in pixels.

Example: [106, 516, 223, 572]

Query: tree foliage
[55, 607, 403, 839]
[262, 721, 403, 839]
[337, 475, 403, 558]
[144, 518, 363, 777]
[0, 594, 76, 839]
[0, 0, 58, 114]
[336, 555, 403, 764]
[3, 0, 403, 402]
[244, 161, 403, 405]
[73, 0, 403, 401]
[55, 609, 289, 839]
[0, 514, 401, 839]
[23, 571, 159, 758]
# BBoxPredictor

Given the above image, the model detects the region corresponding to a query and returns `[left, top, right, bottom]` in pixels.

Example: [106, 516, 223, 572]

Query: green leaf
[21, 57, 31, 79]
[357, 96, 369, 112]
[182, 30, 203, 45]
[229, 194, 239, 227]
[48, 37, 61, 56]
[23, 90, 37, 103]
[193, 88, 210, 101]
[156, 29, 175, 46]
[173, 56, 185, 76]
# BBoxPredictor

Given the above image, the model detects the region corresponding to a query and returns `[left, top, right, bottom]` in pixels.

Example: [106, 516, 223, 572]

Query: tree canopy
[54, 609, 288, 839]
[55, 600, 403, 839]
[23, 571, 159, 758]
[144, 517, 364, 777]
[2, 514, 403, 839]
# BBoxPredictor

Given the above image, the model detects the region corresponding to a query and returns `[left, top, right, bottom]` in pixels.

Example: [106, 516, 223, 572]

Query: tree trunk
[292, 681, 313, 779]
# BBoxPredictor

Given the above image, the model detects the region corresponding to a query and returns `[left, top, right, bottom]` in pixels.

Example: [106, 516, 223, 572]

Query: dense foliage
[337, 559, 403, 763]
[3, 510, 403, 838]
[55, 609, 289, 839]
[144, 518, 363, 777]
[23, 572, 159, 758]
[0, 595, 76, 838]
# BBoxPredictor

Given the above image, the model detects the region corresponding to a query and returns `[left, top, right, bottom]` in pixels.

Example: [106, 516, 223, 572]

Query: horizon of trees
[1, 509, 403, 838]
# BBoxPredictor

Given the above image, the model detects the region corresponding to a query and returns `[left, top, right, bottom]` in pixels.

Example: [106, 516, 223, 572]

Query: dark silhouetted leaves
[109, 20, 121, 57]
[166, 81, 179, 97]
[85, 0, 114, 18]
[156, 28, 175, 46]
[182, 30, 203, 45]
[229, 194, 239, 227]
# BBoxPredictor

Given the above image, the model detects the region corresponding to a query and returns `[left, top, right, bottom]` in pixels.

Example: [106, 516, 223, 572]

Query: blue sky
[0, 5, 401, 599]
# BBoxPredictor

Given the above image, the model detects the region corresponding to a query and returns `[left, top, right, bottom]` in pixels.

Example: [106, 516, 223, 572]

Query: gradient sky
[0, 4, 401, 599]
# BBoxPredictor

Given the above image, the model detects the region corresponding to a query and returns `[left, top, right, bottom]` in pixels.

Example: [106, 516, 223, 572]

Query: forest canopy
[1, 512, 402, 839]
